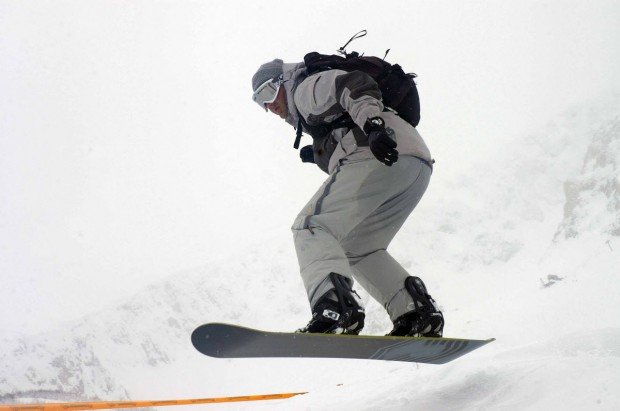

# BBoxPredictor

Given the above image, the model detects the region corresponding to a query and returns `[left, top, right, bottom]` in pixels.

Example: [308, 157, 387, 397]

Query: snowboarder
[251, 58, 444, 337]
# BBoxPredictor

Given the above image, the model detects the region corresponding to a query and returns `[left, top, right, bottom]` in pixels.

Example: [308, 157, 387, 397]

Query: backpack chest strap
[294, 112, 356, 149]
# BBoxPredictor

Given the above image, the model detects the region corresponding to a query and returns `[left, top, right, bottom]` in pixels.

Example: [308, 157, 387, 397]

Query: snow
[1, 1, 620, 410]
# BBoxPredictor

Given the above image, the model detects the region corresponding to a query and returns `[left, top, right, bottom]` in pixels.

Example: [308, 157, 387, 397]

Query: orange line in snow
[0, 392, 307, 411]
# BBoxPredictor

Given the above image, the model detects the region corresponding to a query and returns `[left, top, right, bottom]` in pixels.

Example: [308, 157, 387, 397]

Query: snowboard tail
[191, 323, 494, 364]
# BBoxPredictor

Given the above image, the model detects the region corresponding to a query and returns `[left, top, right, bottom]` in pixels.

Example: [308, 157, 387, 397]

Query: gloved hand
[300, 145, 315, 163]
[364, 117, 398, 166]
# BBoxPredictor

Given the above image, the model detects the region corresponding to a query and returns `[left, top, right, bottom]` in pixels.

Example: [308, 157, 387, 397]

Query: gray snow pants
[292, 155, 432, 321]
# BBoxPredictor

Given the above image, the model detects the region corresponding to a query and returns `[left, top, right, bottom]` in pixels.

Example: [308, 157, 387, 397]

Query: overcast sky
[1, 0, 619, 334]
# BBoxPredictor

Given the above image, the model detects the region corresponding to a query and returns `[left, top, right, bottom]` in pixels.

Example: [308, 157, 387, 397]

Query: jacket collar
[280, 62, 306, 127]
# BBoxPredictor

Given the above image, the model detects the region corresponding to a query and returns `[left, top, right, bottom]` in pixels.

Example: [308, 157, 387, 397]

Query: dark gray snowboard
[191, 323, 494, 364]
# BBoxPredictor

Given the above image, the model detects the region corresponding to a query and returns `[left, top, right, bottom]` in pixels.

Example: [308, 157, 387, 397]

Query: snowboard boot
[297, 273, 365, 335]
[388, 276, 444, 337]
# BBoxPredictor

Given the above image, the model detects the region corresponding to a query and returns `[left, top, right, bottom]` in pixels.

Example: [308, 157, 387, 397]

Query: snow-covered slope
[556, 115, 620, 239]
[1, 101, 619, 410]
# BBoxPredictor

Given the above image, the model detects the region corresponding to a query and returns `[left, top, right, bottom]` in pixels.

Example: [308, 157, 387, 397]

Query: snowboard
[191, 323, 494, 364]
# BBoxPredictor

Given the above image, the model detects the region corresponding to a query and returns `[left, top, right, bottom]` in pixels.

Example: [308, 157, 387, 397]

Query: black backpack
[294, 30, 420, 149]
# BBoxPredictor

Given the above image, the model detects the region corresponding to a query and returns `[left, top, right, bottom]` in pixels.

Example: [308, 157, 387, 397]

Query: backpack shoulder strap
[303, 52, 348, 76]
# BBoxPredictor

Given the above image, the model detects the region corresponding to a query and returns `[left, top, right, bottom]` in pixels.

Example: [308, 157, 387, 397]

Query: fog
[1, 0, 619, 333]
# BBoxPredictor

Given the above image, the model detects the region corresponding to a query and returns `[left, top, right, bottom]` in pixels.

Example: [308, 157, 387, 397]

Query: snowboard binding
[297, 272, 365, 335]
[388, 276, 444, 337]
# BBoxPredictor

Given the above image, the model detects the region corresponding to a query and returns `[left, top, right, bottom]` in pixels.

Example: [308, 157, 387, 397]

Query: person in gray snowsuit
[251, 58, 444, 337]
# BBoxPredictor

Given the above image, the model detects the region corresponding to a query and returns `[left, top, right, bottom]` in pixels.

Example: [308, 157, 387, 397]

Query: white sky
[1, 0, 619, 334]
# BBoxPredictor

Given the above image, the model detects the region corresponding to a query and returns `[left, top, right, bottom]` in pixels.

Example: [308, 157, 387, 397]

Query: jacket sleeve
[294, 69, 384, 131]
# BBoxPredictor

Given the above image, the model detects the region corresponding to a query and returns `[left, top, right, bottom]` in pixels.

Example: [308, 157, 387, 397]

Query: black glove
[364, 117, 398, 166]
[300, 145, 315, 163]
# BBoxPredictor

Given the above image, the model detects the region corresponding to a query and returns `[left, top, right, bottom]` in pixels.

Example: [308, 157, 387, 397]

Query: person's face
[265, 85, 288, 119]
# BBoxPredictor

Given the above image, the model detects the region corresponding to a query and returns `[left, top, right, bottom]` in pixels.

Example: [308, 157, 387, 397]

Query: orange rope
[0, 392, 307, 411]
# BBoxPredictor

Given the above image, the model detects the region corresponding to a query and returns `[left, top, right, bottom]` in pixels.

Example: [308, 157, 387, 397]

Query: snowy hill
[1, 100, 619, 410]
[556, 115, 620, 239]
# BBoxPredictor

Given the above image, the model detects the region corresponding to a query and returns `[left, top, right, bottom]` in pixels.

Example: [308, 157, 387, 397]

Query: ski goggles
[252, 76, 283, 111]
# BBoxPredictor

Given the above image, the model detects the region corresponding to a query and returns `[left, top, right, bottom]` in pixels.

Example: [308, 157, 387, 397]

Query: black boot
[388, 276, 444, 337]
[297, 273, 365, 335]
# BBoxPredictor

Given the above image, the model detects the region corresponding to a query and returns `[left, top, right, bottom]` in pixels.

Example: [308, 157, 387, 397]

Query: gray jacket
[281, 63, 432, 174]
